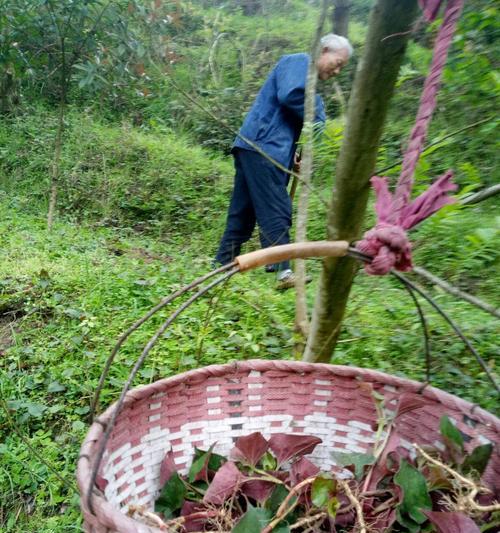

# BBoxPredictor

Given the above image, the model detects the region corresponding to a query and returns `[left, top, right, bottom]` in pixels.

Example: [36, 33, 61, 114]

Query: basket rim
[77, 359, 499, 532]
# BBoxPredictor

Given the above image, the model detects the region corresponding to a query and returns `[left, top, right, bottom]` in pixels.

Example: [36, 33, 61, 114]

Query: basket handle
[235, 240, 349, 271]
[85, 240, 353, 512]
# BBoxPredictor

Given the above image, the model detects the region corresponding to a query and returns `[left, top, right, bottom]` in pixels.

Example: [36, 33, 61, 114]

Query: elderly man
[215, 34, 352, 289]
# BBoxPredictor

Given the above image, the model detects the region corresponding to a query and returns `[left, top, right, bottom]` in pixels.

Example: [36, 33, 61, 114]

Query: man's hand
[293, 152, 301, 173]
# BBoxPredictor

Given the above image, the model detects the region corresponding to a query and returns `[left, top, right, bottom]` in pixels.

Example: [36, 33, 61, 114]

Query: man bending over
[215, 34, 352, 289]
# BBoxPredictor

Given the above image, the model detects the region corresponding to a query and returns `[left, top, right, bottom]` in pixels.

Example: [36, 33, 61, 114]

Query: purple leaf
[291, 457, 320, 485]
[370, 508, 396, 531]
[232, 432, 269, 466]
[203, 461, 242, 505]
[181, 501, 206, 532]
[268, 433, 322, 465]
[241, 478, 276, 503]
[159, 448, 177, 486]
[395, 393, 431, 418]
[365, 431, 401, 491]
[423, 511, 481, 533]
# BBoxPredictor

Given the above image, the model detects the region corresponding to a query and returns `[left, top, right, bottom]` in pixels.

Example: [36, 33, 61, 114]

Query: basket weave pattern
[78, 360, 500, 533]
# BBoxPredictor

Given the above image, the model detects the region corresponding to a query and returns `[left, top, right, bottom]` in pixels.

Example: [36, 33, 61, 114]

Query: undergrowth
[0, 162, 498, 530]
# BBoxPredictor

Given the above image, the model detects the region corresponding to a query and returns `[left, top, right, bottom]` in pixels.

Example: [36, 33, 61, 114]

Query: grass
[0, 104, 498, 531]
[1, 183, 498, 531]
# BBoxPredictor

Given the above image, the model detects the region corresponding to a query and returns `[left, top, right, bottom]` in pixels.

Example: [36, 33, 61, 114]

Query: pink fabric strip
[391, 0, 464, 220]
[419, 0, 444, 22]
[357, 0, 465, 275]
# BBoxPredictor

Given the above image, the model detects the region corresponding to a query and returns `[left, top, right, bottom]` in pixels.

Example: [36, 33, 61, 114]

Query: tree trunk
[239, 0, 262, 16]
[294, 0, 329, 349]
[47, 28, 67, 231]
[303, 0, 420, 363]
[332, 0, 350, 37]
[47, 100, 65, 231]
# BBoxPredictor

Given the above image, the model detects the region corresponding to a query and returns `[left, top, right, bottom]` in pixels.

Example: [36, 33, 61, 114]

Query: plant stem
[338, 479, 367, 533]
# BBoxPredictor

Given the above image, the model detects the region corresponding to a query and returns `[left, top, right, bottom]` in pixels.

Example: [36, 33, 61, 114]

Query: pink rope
[357, 0, 464, 275]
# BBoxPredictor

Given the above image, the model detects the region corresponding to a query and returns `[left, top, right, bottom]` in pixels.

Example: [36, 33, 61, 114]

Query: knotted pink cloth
[357, 173, 457, 275]
[356, 0, 464, 275]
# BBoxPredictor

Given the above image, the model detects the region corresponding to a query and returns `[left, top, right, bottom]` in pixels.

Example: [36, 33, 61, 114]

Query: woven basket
[77, 359, 500, 533]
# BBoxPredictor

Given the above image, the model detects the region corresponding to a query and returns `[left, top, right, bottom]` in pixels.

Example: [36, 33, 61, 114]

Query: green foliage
[154, 472, 186, 517]
[395, 460, 432, 526]
[0, 107, 233, 233]
[1, 1, 499, 530]
[233, 505, 272, 532]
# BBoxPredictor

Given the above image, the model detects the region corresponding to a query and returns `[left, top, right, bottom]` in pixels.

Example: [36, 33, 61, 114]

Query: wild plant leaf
[426, 464, 453, 491]
[330, 451, 375, 480]
[290, 456, 320, 484]
[394, 459, 432, 524]
[155, 471, 186, 517]
[26, 402, 46, 418]
[440, 415, 464, 453]
[188, 443, 216, 483]
[203, 461, 241, 505]
[232, 431, 269, 466]
[423, 511, 481, 533]
[232, 505, 272, 533]
[268, 433, 322, 465]
[261, 451, 277, 471]
[159, 448, 177, 486]
[311, 475, 336, 508]
[180, 501, 206, 531]
[396, 508, 421, 533]
[266, 484, 290, 515]
[327, 496, 340, 518]
[241, 477, 275, 503]
[47, 381, 66, 393]
[461, 443, 493, 477]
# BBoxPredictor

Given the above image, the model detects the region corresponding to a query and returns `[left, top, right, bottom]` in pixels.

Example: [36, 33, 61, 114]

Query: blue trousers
[215, 149, 292, 270]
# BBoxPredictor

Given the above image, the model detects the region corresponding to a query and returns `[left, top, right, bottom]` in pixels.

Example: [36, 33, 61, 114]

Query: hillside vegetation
[0, 0, 498, 531]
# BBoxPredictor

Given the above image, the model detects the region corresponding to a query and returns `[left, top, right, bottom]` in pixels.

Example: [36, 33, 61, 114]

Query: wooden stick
[413, 266, 500, 320]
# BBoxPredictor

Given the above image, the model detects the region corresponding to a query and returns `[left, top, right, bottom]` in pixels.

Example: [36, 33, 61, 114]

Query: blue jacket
[233, 53, 326, 169]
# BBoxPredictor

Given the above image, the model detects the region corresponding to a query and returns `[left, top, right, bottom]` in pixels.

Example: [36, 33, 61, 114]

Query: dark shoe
[265, 264, 278, 273]
[276, 272, 313, 291]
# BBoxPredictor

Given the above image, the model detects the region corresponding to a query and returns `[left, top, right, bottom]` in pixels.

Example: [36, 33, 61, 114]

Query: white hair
[320, 33, 353, 57]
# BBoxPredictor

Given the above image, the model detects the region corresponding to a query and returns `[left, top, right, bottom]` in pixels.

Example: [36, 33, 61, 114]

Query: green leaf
[26, 402, 46, 418]
[327, 497, 340, 518]
[48, 381, 66, 393]
[440, 416, 464, 452]
[261, 451, 277, 471]
[207, 451, 226, 472]
[266, 484, 290, 515]
[188, 445, 225, 483]
[188, 446, 213, 483]
[72, 420, 86, 431]
[330, 451, 375, 480]
[394, 460, 432, 524]
[311, 475, 336, 508]
[232, 505, 272, 533]
[154, 472, 186, 517]
[461, 444, 493, 477]
[396, 507, 421, 533]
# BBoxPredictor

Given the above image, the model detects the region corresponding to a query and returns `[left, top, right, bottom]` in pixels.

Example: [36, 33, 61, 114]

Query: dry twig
[261, 476, 317, 533]
[338, 479, 367, 533]
[127, 504, 169, 530]
[414, 443, 500, 514]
